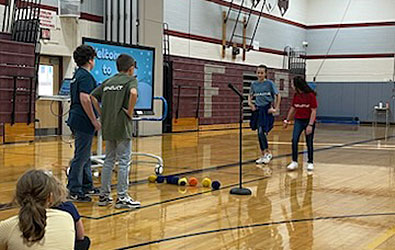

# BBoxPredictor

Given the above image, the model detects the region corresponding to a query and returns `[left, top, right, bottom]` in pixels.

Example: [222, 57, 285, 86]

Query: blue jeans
[258, 126, 269, 151]
[67, 130, 94, 196]
[100, 140, 131, 198]
[292, 119, 315, 163]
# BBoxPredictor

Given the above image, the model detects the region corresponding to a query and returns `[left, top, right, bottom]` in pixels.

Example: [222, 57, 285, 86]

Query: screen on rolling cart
[83, 38, 155, 112]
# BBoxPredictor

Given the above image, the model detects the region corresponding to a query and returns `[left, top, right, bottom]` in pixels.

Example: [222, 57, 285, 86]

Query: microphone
[228, 83, 244, 99]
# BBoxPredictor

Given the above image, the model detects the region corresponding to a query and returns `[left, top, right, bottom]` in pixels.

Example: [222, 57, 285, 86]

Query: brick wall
[170, 55, 298, 126]
[0, 39, 36, 125]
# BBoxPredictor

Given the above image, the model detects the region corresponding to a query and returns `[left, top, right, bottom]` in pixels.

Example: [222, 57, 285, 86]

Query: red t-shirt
[292, 92, 318, 119]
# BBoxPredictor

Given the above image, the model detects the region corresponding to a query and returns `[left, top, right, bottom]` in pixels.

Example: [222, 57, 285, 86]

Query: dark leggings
[257, 126, 268, 151]
[292, 119, 315, 163]
[75, 236, 91, 250]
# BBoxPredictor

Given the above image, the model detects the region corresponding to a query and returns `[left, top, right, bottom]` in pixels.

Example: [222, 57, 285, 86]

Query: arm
[269, 81, 281, 114]
[283, 106, 296, 128]
[80, 92, 101, 131]
[306, 93, 318, 135]
[248, 94, 256, 111]
[123, 88, 138, 118]
[248, 84, 256, 111]
[274, 93, 281, 111]
[75, 219, 85, 241]
[305, 108, 317, 135]
[309, 108, 317, 126]
[286, 106, 296, 121]
[90, 95, 102, 116]
[268, 93, 282, 114]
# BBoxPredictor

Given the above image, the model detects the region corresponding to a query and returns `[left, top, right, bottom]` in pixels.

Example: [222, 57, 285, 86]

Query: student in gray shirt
[248, 65, 281, 164]
[91, 54, 140, 209]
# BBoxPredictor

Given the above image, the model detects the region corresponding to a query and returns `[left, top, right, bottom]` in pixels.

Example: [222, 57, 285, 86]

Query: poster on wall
[83, 38, 155, 111]
[38, 65, 54, 96]
[39, 9, 57, 29]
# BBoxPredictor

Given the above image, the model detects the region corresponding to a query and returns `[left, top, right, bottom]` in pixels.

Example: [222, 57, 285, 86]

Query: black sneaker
[68, 194, 92, 203]
[97, 195, 113, 206]
[85, 187, 100, 196]
[114, 195, 141, 209]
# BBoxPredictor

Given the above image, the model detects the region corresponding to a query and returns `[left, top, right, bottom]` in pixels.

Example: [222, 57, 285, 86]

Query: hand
[283, 120, 289, 129]
[93, 120, 101, 131]
[306, 125, 313, 135]
[268, 108, 276, 114]
[250, 105, 256, 111]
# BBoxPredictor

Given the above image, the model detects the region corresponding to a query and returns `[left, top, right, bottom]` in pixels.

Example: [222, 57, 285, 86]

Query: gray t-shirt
[249, 80, 279, 107]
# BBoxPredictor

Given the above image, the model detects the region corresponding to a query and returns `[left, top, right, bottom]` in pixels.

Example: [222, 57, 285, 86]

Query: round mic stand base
[230, 187, 252, 195]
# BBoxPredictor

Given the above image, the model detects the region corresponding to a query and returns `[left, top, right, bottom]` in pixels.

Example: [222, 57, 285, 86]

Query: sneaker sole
[256, 160, 267, 164]
[85, 190, 101, 196]
[114, 204, 141, 209]
[257, 158, 272, 165]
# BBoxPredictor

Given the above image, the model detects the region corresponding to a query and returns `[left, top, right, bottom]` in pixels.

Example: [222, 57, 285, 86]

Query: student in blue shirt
[248, 65, 281, 164]
[67, 45, 101, 202]
[56, 202, 91, 250]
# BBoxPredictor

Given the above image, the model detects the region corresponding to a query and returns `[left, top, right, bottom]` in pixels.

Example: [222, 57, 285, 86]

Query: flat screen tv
[83, 38, 155, 111]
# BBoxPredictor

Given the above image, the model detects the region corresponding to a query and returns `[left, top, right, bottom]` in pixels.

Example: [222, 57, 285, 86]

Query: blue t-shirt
[249, 80, 279, 107]
[67, 67, 97, 134]
[55, 201, 81, 223]
[54, 202, 80, 240]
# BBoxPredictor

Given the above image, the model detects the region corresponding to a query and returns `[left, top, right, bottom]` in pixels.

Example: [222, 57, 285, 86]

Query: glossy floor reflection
[1, 124, 395, 249]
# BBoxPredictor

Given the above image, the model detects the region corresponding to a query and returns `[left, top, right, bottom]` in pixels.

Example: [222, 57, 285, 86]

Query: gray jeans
[100, 139, 131, 198]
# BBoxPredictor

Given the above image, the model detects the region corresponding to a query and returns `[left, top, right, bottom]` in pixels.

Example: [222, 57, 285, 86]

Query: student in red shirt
[283, 76, 318, 171]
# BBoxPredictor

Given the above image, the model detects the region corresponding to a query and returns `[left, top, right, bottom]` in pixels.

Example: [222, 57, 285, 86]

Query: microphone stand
[228, 83, 252, 196]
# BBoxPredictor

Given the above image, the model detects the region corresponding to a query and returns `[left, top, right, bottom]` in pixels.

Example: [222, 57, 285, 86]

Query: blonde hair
[15, 169, 68, 242]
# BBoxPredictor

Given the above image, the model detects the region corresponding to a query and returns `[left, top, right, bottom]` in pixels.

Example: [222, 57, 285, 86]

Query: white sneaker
[307, 163, 314, 171]
[287, 161, 298, 171]
[262, 153, 273, 164]
[115, 195, 141, 209]
[256, 157, 265, 164]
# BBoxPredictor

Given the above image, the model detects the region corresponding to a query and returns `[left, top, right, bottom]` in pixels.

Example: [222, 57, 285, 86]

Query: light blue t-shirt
[249, 80, 279, 107]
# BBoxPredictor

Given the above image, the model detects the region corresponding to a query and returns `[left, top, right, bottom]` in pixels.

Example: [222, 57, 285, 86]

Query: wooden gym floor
[1, 124, 395, 249]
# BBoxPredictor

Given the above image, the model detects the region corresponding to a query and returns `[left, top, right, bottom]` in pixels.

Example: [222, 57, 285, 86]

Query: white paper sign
[38, 65, 54, 96]
[39, 10, 57, 29]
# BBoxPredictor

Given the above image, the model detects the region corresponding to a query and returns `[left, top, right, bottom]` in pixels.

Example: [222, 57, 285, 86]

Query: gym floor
[1, 124, 395, 249]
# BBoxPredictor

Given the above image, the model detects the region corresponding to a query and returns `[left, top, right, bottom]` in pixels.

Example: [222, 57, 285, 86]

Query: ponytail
[15, 169, 65, 243]
[18, 195, 47, 242]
